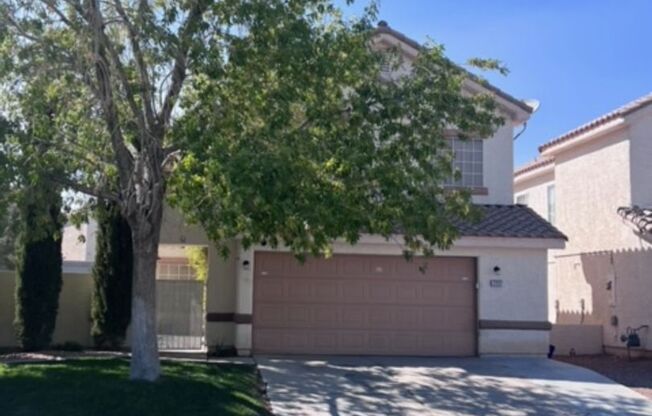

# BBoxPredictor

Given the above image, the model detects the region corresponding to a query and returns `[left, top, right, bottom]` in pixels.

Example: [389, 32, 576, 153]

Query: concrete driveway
[257, 356, 652, 416]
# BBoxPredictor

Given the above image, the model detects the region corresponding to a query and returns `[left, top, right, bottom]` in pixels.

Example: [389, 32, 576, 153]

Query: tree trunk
[128, 200, 164, 381]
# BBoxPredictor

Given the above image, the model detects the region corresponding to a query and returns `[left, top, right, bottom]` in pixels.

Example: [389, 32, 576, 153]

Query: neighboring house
[1, 23, 565, 356]
[514, 92, 652, 356]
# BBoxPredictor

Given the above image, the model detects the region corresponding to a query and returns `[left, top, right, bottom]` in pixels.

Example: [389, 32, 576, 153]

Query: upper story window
[444, 138, 484, 189]
[516, 193, 529, 206]
[547, 184, 556, 224]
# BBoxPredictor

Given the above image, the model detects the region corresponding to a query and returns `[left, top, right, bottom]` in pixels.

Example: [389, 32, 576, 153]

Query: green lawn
[0, 359, 271, 416]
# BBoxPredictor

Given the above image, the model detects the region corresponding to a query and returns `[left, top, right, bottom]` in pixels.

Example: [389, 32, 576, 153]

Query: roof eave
[539, 117, 627, 157]
[514, 161, 555, 184]
[372, 26, 533, 124]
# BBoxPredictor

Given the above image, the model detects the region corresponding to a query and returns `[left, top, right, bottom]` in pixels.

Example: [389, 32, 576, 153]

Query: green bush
[91, 200, 133, 349]
[13, 182, 64, 351]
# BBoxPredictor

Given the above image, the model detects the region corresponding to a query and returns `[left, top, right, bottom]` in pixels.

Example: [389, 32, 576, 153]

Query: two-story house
[1, 23, 566, 357]
[514, 93, 652, 356]
[155, 23, 566, 357]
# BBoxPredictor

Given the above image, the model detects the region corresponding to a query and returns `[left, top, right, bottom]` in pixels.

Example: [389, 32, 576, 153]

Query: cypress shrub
[91, 199, 133, 349]
[13, 183, 64, 351]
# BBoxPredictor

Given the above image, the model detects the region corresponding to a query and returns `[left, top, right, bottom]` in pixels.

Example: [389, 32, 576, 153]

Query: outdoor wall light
[242, 260, 250, 270]
[493, 266, 501, 275]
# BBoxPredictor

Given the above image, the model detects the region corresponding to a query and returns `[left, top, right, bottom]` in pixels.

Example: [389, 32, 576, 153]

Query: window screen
[444, 138, 483, 188]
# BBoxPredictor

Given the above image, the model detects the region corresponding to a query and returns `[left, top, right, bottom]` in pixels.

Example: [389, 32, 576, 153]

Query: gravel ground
[557, 355, 652, 400]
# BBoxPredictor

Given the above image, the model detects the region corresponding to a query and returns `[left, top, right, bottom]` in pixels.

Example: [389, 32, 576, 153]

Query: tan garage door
[253, 252, 477, 356]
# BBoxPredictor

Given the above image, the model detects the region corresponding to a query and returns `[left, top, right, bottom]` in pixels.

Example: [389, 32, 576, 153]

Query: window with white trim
[156, 258, 196, 281]
[547, 185, 556, 224]
[443, 138, 484, 188]
[516, 193, 529, 206]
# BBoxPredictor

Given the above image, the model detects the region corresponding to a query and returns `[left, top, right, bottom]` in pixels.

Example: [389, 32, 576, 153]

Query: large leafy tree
[0, 0, 503, 380]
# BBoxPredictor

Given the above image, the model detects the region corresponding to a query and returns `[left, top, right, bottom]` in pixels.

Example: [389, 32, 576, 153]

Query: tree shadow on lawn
[0, 358, 271, 416]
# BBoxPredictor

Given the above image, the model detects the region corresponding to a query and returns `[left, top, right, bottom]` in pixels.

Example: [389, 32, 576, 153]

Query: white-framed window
[156, 258, 196, 281]
[547, 184, 556, 224]
[516, 193, 529, 206]
[444, 138, 484, 188]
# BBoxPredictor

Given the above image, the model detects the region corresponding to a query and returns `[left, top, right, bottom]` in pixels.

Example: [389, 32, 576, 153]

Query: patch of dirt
[557, 355, 652, 400]
[0, 350, 127, 364]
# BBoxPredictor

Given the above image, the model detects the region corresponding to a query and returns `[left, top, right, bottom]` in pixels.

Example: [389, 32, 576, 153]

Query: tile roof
[618, 206, 652, 235]
[454, 204, 567, 240]
[539, 92, 652, 153]
[373, 22, 534, 115]
[514, 157, 554, 178]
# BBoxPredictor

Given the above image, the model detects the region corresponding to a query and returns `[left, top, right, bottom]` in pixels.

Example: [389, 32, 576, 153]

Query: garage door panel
[341, 281, 367, 301]
[368, 282, 395, 302]
[255, 329, 477, 356]
[254, 304, 287, 326]
[312, 280, 340, 300]
[254, 279, 286, 301]
[253, 253, 476, 356]
[287, 280, 311, 300]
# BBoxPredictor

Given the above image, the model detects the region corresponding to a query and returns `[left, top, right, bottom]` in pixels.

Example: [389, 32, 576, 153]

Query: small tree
[13, 179, 64, 351]
[91, 199, 133, 349]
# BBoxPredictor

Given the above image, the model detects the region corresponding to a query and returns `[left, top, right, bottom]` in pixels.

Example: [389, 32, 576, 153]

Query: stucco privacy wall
[231, 237, 558, 356]
[550, 324, 603, 356]
[0, 265, 94, 348]
[554, 250, 652, 352]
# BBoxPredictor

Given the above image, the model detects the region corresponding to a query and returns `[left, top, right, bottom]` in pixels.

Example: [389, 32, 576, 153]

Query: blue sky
[342, 0, 652, 167]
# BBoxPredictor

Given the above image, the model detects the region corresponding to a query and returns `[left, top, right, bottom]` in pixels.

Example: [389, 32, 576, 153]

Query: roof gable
[372, 22, 533, 123]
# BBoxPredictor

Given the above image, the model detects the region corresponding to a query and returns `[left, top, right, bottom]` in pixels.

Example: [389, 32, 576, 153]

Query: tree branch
[112, 0, 157, 129]
[159, 1, 207, 128]
[86, 0, 134, 189]
[44, 173, 119, 202]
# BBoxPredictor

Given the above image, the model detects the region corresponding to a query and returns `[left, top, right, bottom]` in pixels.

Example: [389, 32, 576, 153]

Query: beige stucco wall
[513, 169, 554, 221]
[514, 169, 557, 322]
[230, 236, 558, 356]
[554, 130, 642, 254]
[474, 123, 516, 205]
[628, 107, 652, 207]
[0, 265, 94, 348]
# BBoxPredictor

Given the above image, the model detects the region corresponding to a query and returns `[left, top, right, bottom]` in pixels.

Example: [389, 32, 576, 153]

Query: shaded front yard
[0, 359, 270, 416]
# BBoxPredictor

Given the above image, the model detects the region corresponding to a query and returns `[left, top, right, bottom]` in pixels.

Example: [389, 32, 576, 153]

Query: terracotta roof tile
[539, 92, 652, 153]
[514, 157, 554, 178]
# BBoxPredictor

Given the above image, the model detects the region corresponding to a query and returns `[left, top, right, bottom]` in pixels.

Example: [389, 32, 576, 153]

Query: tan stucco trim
[479, 320, 552, 330]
